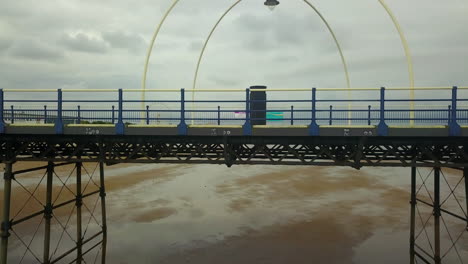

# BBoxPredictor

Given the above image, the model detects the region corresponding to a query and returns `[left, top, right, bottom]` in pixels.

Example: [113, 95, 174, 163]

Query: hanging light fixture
[264, 0, 280, 11]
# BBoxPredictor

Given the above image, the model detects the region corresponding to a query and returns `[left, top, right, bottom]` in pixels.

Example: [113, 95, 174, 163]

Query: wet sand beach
[1, 163, 467, 263]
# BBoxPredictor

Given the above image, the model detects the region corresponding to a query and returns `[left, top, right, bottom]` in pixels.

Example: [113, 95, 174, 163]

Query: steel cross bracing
[410, 167, 468, 263]
[0, 160, 107, 264]
[1, 135, 468, 168]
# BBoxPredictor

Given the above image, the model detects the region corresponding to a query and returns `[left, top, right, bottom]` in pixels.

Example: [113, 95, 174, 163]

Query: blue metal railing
[0, 87, 466, 136]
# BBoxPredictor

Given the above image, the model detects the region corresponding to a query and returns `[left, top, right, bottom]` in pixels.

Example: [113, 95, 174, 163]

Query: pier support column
[434, 167, 441, 264]
[0, 162, 13, 264]
[76, 162, 83, 264]
[465, 167, 468, 231]
[99, 161, 107, 264]
[43, 162, 54, 264]
[409, 167, 416, 264]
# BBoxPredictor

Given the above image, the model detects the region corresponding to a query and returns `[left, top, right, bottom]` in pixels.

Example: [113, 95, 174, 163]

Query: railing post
[177, 88, 188, 135]
[329, 105, 333, 125]
[448, 105, 451, 124]
[449, 86, 461, 136]
[111, 105, 115, 124]
[55, 89, 63, 134]
[44, 105, 48, 124]
[115, 89, 125, 135]
[368, 105, 372, 126]
[217, 106, 221, 125]
[242, 88, 252, 135]
[146, 105, 150, 125]
[0, 89, 4, 133]
[309, 88, 319, 136]
[77, 105, 81, 124]
[10, 105, 14, 124]
[291, 105, 294, 126]
[377, 87, 388, 136]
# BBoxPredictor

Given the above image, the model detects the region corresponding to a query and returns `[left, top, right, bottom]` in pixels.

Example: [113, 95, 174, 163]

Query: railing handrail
[3, 86, 468, 93]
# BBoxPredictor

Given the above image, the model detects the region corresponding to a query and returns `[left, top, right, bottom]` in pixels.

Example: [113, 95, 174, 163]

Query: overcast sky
[0, 0, 467, 93]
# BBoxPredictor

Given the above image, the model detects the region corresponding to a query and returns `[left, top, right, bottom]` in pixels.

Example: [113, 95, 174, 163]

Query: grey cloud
[0, 39, 12, 52]
[208, 76, 241, 87]
[274, 55, 299, 63]
[60, 32, 108, 54]
[8, 39, 64, 61]
[237, 13, 270, 32]
[235, 11, 331, 53]
[0, 0, 467, 92]
[102, 31, 145, 52]
[189, 40, 204, 51]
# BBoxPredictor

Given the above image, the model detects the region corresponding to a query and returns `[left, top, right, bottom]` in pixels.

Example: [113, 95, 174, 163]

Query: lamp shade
[264, 0, 280, 11]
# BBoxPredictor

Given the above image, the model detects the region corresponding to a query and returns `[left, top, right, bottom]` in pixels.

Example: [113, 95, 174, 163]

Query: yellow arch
[141, 0, 180, 116]
[192, 0, 352, 93]
[378, 0, 415, 125]
[141, 0, 414, 125]
[191, 0, 351, 124]
[141, 0, 351, 122]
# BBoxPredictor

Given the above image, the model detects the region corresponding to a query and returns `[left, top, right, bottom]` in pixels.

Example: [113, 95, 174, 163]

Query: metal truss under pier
[1, 135, 468, 168]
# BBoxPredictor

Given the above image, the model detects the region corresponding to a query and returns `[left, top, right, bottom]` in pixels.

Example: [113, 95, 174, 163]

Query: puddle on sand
[102, 165, 414, 263]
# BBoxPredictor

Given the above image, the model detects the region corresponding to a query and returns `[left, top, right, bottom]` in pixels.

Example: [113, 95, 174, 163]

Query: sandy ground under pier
[1, 162, 467, 263]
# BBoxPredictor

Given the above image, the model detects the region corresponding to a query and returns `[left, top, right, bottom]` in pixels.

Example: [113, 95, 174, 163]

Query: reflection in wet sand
[4, 164, 468, 263]
[160, 215, 363, 264]
[133, 207, 178, 223]
[104, 165, 415, 263]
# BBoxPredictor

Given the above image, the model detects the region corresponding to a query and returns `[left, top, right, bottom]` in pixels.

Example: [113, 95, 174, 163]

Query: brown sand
[158, 203, 376, 264]
[0, 163, 181, 221]
[217, 166, 387, 204]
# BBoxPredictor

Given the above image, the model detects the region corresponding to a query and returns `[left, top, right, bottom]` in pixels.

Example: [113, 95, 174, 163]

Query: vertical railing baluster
[10, 105, 14, 124]
[368, 105, 372, 125]
[146, 105, 150, 125]
[217, 106, 221, 125]
[449, 86, 461, 136]
[55, 89, 63, 134]
[116, 89, 125, 135]
[177, 88, 187, 135]
[309, 88, 319, 136]
[0, 89, 4, 133]
[290, 105, 294, 126]
[329, 105, 333, 125]
[447, 105, 451, 125]
[377, 87, 388, 136]
[242, 88, 252, 135]
[77, 105, 81, 124]
[44, 105, 48, 124]
[111, 105, 115, 124]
